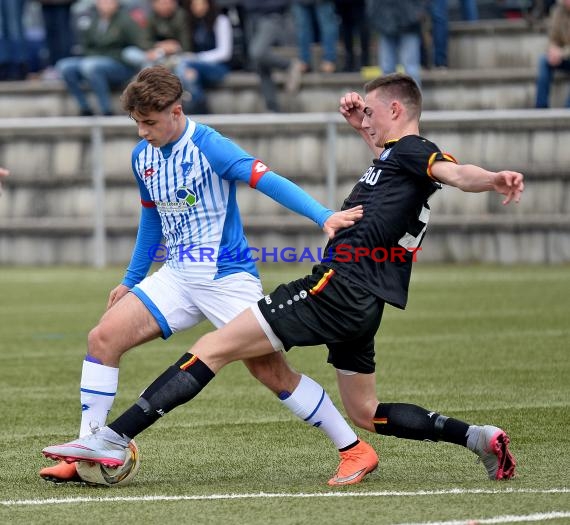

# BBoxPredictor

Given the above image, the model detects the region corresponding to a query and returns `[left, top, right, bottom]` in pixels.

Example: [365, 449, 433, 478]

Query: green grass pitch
[0, 264, 569, 525]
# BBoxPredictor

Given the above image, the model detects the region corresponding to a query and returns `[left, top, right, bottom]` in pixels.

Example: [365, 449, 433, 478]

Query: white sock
[279, 374, 357, 450]
[79, 359, 119, 437]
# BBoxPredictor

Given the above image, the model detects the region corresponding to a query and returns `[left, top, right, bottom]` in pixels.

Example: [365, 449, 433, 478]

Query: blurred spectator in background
[429, 0, 478, 69]
[458, 0, 478, 21]
[241, 0, 303, 113]
[0, 166, 8, 197]
[56, 0, 144, 116]
[535, 0, 570, 108]
[291, 0, 338, 73]
[0, 0, 29, 80]
[122, 0, 191, 70]
[368, 0, 426, 87]
[175, 0, 233, 114]
[334, 0, 369, 72]
[531, 0, 557, 18]
[38, 0, 76, 79]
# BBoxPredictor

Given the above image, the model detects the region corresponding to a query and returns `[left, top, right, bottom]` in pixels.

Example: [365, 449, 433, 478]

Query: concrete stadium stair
[0, 19, 568, 265]
[0, 110, 569, 265]
[2, 67, 569, 116]
[0, 19, 567, 117]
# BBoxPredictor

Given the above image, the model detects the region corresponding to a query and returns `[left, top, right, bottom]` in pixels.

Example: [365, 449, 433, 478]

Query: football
[76, 440, 141, 487]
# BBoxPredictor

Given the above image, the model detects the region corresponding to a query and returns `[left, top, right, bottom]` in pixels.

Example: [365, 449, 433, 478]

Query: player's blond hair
[364, 73, 422, 120]
[121, 65, 184, 115]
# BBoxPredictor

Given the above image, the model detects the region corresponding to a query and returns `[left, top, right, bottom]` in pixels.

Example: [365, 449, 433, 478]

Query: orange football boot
[39, 461, 83, 484]
[328, 439, 378, 486]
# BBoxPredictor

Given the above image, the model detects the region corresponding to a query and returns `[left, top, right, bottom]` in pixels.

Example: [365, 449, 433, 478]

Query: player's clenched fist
[340, 92, 366, 130]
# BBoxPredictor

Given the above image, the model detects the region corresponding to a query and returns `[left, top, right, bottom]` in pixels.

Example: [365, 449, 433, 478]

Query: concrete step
[1, 109, 569, 183]
[1, 167, 567, 221]
[1, 110, 568, 265]
[1, 66, 567, 117]
[275, 18, 550, 70]
[1, 214, 568, 265]
[446, 18, 548, 69]
[1, 110, 569, 222]
[2, 213, 568, 235]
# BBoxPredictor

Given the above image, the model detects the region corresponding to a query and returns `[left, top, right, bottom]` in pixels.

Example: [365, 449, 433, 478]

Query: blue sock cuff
[84, 354, 102, 365]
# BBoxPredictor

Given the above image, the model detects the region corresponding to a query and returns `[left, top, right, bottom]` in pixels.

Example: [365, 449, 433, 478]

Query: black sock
[338, 440, 360, 453]
[373, 403, 469, 446]
[109, 352, 214, 439]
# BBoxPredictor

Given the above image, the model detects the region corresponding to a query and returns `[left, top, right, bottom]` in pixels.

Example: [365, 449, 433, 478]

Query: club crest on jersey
[379, 148, 392, 161]
[181, 161, 193, 177]
[176, 186, 198, 206]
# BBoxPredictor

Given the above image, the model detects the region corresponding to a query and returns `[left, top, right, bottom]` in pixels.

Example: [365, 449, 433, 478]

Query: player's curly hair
[121, 65, 184, 115]
[364, 73, 422, 120]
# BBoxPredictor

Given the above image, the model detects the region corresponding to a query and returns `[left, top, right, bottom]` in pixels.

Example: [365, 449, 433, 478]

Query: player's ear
[391, 100, 403, 119]
[172, 103, 183, 118]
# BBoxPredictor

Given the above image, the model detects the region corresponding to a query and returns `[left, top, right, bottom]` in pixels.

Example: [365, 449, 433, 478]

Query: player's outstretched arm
[322, 205, 363, 239]
[431, 162, 524, 205]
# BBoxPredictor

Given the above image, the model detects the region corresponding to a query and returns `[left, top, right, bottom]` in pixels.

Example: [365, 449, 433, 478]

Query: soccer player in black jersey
[43, 73, 522, 483]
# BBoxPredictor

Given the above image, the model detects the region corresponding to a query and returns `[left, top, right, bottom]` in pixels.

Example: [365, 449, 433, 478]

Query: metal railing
[1, 109, 569, 266]
[0, 113, 344, 267]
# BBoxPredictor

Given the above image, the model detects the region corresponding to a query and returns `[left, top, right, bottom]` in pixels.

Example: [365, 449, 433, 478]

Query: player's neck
[171, 116, 188, 144]
[391, 123, 420, 141]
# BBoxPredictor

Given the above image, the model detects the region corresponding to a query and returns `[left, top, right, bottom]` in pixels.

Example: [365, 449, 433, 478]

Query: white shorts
[132, 265, 263, 338]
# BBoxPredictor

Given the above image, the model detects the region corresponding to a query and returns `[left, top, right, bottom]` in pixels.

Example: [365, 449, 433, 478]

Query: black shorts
[256, 264, 385, 374]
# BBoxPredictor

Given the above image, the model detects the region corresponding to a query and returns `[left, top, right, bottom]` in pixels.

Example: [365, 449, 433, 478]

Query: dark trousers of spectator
[429, 0, 478, 69]
[246, 12, 291, 112]
[535, 55, 570, 108]
[0, 0, 28, 80]
[335, 0, 370, 71]
[41, 3, 74, 66]
[430, 0, 449, 68]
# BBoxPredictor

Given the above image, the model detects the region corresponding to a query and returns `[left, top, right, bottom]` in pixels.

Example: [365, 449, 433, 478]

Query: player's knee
[244, 354, 298, 394]
[87, 325, 121, 364]
[192, 332, 236, 372]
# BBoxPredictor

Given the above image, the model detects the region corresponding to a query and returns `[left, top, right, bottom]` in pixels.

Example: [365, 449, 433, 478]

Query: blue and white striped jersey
[127, 117, 332, 284]
[131, 118, 260, 280]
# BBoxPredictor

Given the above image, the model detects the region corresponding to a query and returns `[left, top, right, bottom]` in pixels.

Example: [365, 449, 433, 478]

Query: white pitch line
[1, 487, 568, 507]
[397, 510, 570, 525]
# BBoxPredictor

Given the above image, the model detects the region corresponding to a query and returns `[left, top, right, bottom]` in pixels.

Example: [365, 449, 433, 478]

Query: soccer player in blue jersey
[39, 65, 378, 486]
[44, 73, 520, 483]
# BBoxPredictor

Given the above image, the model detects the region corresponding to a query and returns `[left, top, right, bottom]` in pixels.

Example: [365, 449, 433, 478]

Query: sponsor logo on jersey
[175, 186, 198, 206]
[144, 167, 155, 178]
[156, 201, 193, 213]
[249, 159, 270, 188]
[359, 166, 382, 186]
[253, 160, 268, 175]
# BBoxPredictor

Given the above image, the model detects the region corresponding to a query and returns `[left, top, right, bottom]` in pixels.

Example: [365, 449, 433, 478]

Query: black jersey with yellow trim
[322, 134, 455, 309]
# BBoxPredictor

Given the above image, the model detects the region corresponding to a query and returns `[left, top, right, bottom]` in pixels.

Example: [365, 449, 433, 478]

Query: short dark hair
[121, 66, 184, 115]
[364, 73, 422, 119]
